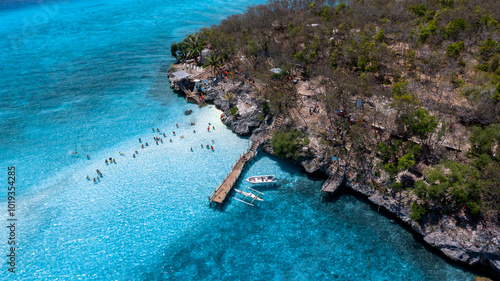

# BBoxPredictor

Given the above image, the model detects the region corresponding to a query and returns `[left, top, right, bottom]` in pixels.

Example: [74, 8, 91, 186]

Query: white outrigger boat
[245, 175, 277, 186]
[233, 186, 265, 206]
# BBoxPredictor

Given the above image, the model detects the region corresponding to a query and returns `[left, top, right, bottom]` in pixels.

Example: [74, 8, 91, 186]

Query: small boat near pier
[245, 175, 277, 186]
[233, 186, 265, 206]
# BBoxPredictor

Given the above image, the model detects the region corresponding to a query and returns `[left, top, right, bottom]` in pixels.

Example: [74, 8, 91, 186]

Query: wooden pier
[208, 115, 283, 208]
[321, 165, 345, 195]
[209, 140, 261, 208]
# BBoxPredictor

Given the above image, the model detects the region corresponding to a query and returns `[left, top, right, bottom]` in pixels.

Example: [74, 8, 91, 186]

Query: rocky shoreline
[168, 68, 500, 279]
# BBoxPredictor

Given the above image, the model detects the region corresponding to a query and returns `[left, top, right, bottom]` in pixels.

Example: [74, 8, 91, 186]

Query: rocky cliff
[168, 69, 500, 278]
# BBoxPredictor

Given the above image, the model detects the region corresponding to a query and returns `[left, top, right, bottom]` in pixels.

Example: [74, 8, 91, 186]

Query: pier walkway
[209, 139, 262, 208]
[208, 114, 283, 208]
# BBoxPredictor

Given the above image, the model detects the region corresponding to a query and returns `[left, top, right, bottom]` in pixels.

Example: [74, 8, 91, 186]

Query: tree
[444, 18, 466, 40]
[410, 202, 426, 221]
[374, 29, 385, 43]
[271, 128, 307, 160]
[403, 108, 438, 144]
[469, 124, 500, 156]
[446, 41, 464, 58]
[203, 53, 223, 76]
[414, 160, 482, 215]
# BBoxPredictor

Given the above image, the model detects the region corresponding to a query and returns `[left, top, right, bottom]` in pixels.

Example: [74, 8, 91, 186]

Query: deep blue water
[0, 0, 478, 280]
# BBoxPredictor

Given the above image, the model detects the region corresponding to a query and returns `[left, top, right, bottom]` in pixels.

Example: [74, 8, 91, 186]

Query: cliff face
[168, 70, 500, 278]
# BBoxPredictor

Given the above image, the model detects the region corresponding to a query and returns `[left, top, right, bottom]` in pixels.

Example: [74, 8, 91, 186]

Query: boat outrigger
[245, 175, 277, 186]
[233, 186, 265, 206]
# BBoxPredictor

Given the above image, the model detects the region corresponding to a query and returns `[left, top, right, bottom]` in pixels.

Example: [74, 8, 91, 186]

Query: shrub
[494, 82, 500, 103]
[489, 55, 500, 75]
[262, 101, 270, 115]
[479, 37, 497, 61]
[419, 20, 436, 42]
[415, 160, 483, 214]
[469, 124, 500, 155]
[384, 163, 398, 178]
[230, 107, 238, 116]
[444, 18, 466, 40]
[318, 5, 331, 21]
[374, 30, 385, 43]
[409, 3, 427, 17]
[446, 41, 464, 58]
[271, 129, 307, 160]
[376, 142, 391, 162]
[403, 108, 438, 142]
[410, 202, 426, 221]
[336, 3, 347, 14]
[398, 152, 415, 171]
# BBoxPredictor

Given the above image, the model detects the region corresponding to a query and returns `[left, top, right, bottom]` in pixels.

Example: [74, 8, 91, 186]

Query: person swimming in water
[135, 151, 138, 154]
[105, 159, 108, 164]
[93, 178, 96, 183]
[139, 138, 142, 142]
[191, 147, 193, 151]
[163, 133, 166, 137]
[170, 139, 172, 142]
[193, 130, 196, 133]
[141, 144, 144, 148]
[176, 123, 178, 128]
[146, 142, 148, 146]
[133, 154, 136, 158]
[86, 175, 90, 180]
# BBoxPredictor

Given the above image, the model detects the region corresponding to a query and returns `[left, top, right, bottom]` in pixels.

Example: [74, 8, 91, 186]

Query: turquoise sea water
[0, 0, 478, 280]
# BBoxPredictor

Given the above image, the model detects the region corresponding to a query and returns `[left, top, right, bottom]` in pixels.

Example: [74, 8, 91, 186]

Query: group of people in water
[86, 120, 218, 183]
[86, 169, 103, 183]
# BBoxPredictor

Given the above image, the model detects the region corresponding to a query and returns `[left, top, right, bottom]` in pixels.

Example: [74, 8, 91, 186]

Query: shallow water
[0, 0, 478, 280]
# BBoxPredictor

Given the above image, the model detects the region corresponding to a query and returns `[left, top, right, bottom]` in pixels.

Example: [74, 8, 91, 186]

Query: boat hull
[245, 175, 277, 186]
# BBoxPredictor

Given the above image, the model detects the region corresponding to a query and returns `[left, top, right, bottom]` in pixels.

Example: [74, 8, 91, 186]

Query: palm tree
[184, 34, 202, 62]
[203, 53, 223, 76]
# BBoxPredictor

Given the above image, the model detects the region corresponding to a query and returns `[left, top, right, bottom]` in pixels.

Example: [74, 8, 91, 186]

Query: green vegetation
[271, 129, 308, 160]
[170, 33, 206, 62]
[171, 0, 500, 223]
[410, 202, 426, 221]
[230, 107, 238, 116]
[414, 159, 482, 215]
[446, 41, 464, 58]
[419, 20, 436, 42]
[469, 124, 500, 156]
[404, 108, 438, 143]
[444, 18, 466, 40]
[374, 30, 385, 43]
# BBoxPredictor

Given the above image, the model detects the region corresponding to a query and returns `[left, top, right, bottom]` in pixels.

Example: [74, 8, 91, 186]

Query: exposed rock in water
[184, 109, 192, 115]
